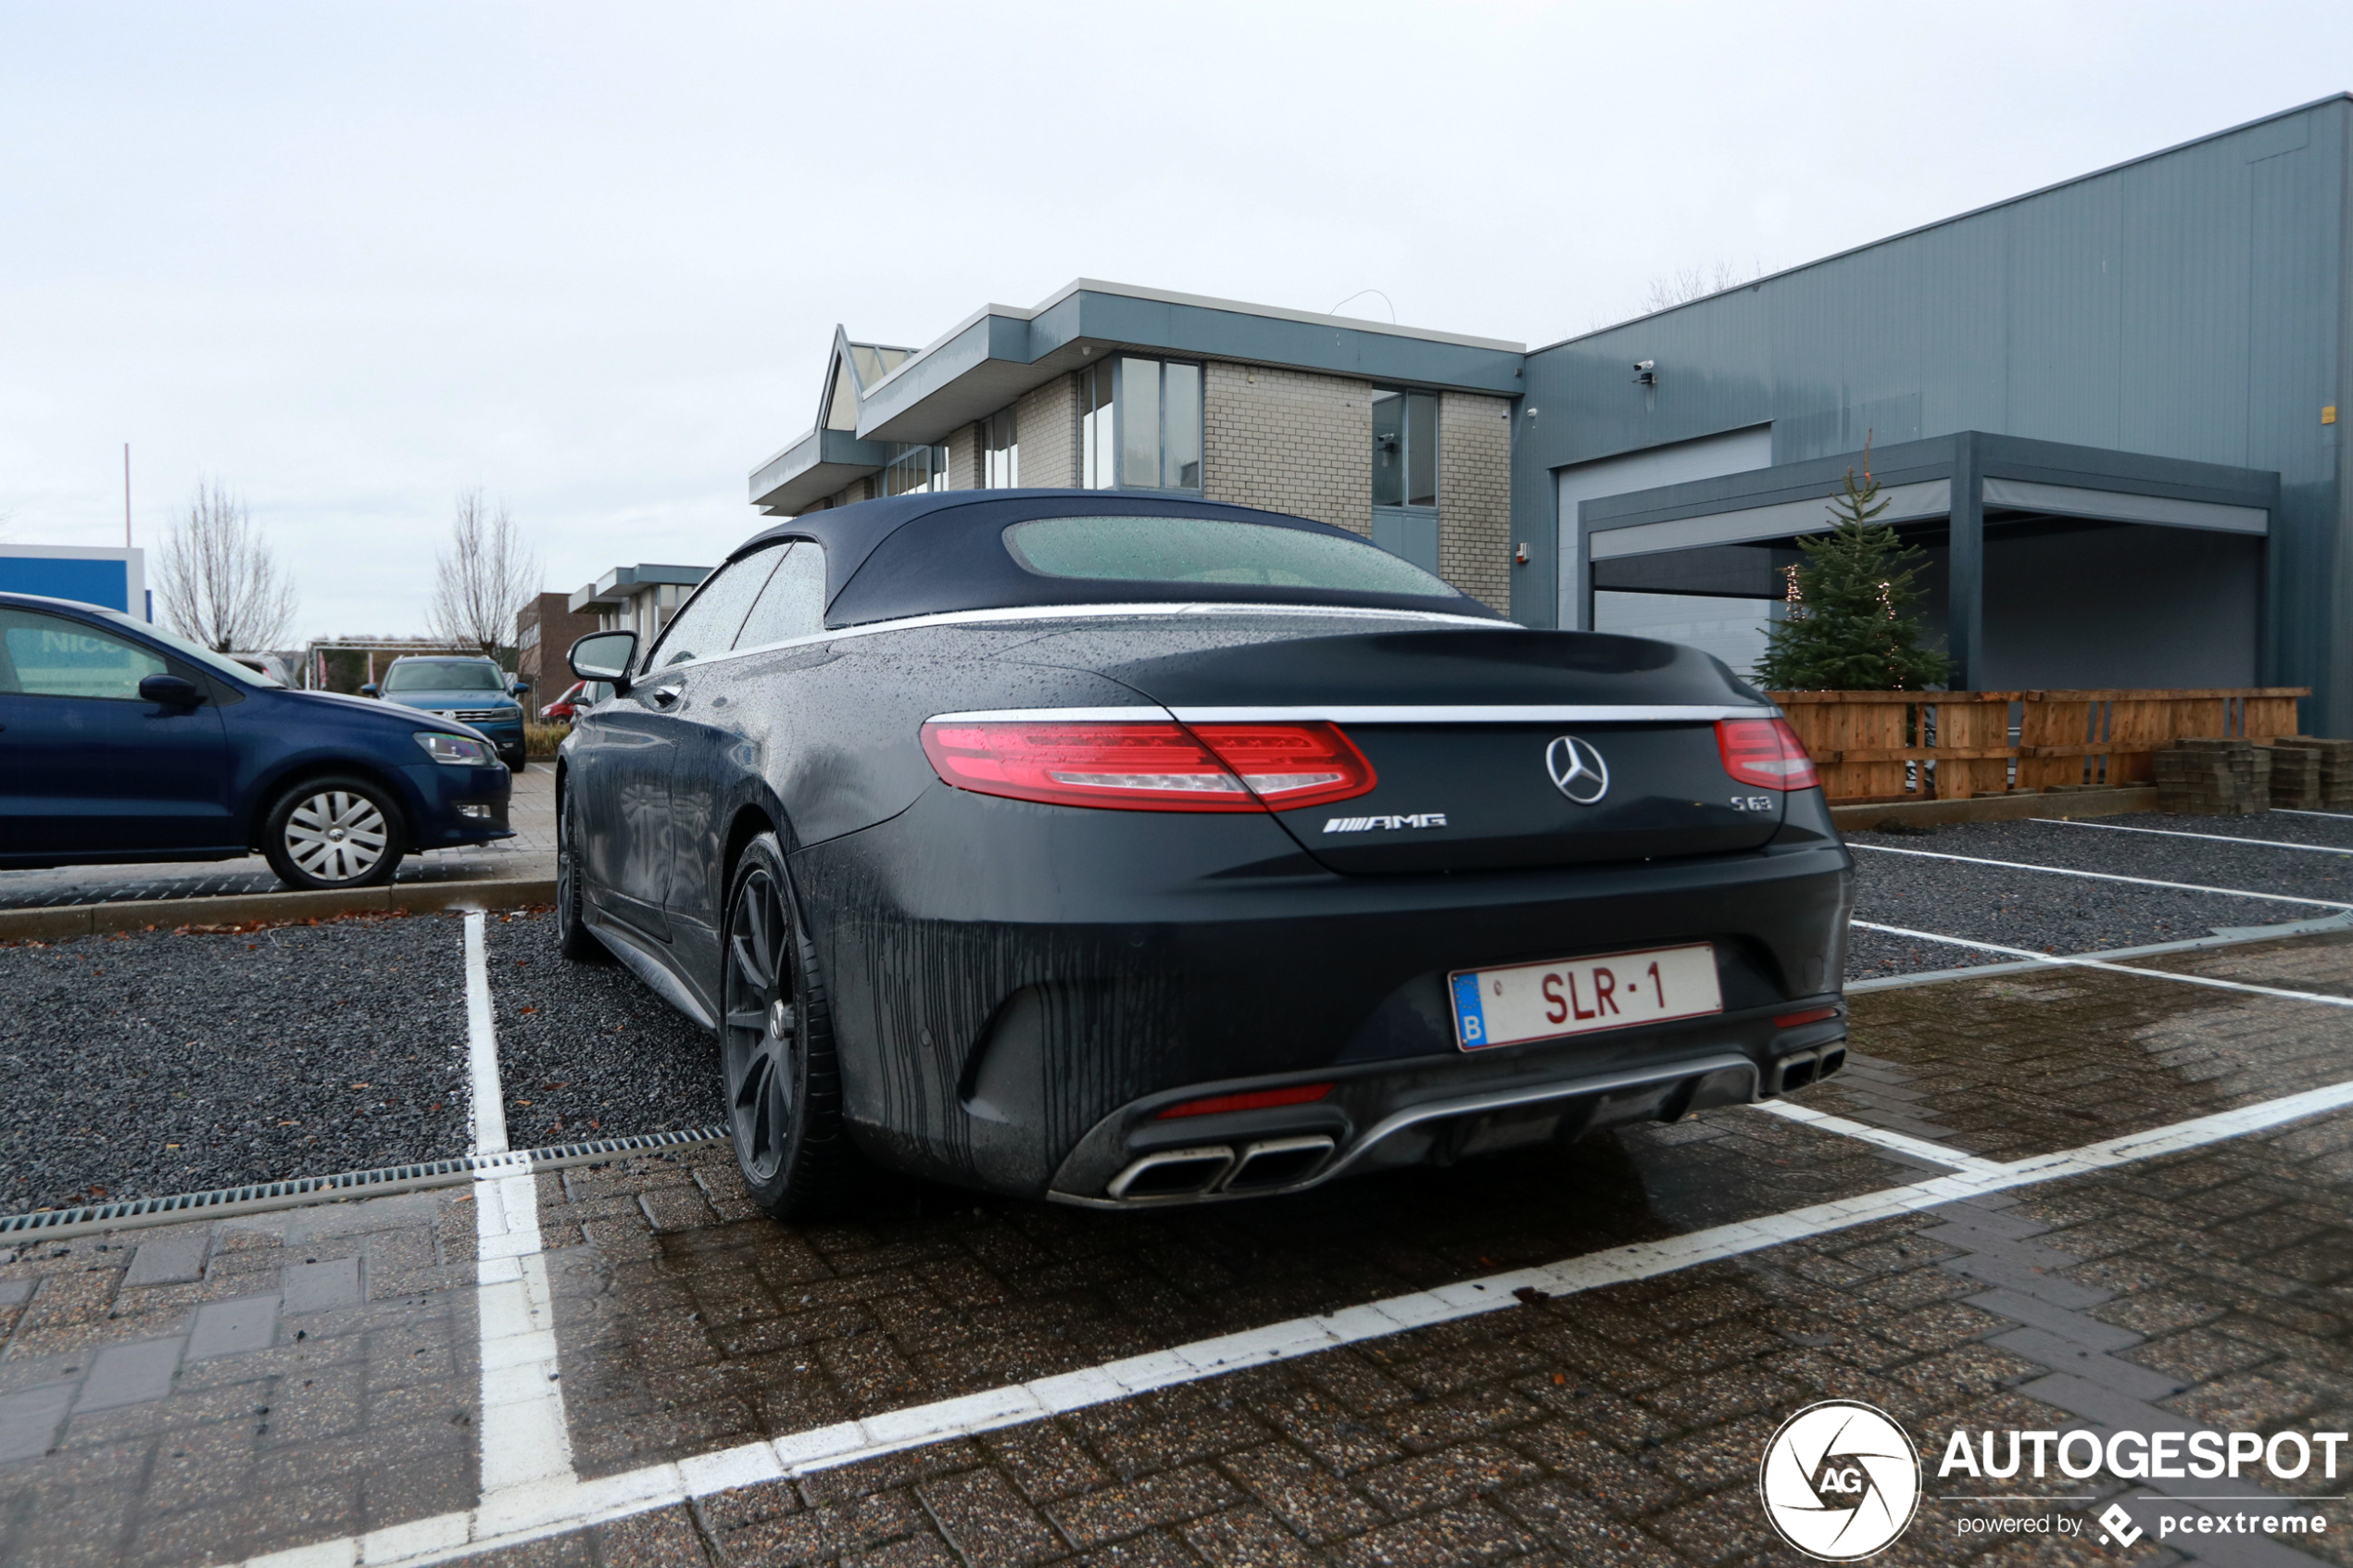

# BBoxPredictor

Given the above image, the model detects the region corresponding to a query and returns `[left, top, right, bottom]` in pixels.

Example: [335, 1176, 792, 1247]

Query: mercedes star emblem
[1545, 734, 1611, 806]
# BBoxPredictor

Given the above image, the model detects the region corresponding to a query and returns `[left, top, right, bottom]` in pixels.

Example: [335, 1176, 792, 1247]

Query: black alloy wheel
[555, 785, 607, 961]
[260, 775, 406, 891]
[721, 833, 852, 1217]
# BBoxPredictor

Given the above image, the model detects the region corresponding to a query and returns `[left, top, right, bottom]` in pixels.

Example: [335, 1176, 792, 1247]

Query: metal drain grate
[0, 1124, 728, 1236]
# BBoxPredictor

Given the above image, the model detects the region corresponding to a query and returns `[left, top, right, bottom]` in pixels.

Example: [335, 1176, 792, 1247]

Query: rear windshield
[1002, 515, 1460, 598]
[384, 659, 504, 693]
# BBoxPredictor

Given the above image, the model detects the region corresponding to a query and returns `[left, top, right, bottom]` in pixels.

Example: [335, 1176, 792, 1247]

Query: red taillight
[918, 721, 1376, 812]
[1773, 1006, 1841, 1028]
[1717, 718, 1819, 791]
[1155, 1082, 1334, 1120]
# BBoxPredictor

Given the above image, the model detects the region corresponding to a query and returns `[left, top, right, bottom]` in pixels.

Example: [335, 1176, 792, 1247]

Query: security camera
[1634, 360, 1654, 372]
[1632, 359, 1657, 387]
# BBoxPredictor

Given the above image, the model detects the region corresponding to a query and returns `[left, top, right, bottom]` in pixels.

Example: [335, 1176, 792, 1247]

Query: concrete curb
[0, 875, 558, 942]
[1830, 785, 2156, 831]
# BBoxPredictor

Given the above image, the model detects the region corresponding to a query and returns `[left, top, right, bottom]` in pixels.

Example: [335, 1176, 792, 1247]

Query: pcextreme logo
[1757, 1400, 1922, 1561]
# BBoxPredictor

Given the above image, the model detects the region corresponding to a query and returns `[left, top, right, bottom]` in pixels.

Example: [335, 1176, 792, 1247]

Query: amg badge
[1323, 812, 1448, 834]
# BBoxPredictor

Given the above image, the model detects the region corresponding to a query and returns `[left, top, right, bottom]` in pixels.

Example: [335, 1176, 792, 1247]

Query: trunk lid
[1051, 622, 1788, 873]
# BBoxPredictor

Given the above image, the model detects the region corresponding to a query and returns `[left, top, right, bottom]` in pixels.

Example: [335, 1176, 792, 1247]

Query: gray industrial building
[1516, 94, 2352, 734]
[755, 95, 2353, 733]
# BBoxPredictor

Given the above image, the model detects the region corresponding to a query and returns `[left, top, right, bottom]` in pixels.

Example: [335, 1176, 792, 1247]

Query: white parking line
[1748, 1099, 2007, 1178]
[2032, 817, 2353, 856]
[2277, 808, 2353, 822]
[237, 1068, 2353, 1568]
[1850, 918, 2353, 1009]
[460, 914, 578, 1518]
[1850, 841, 2353, 910]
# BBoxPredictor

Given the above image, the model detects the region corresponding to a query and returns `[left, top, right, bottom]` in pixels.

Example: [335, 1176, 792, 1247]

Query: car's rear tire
[555, 786, 608, 962]
[721, 833, 854, 1219]
[261, 776, 406, 891]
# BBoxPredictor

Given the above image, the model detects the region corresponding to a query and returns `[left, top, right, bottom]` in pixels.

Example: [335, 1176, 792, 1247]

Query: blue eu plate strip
[1450, 972, 1489, 1049]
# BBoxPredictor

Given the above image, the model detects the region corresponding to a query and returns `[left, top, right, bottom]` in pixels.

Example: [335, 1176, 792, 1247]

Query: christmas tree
[1752, 462, 1954, 691]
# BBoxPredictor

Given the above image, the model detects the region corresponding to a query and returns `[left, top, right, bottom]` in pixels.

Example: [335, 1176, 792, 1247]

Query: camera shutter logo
[1756, 1400, 1921, 1561]
[1544, 735, 1610, 805]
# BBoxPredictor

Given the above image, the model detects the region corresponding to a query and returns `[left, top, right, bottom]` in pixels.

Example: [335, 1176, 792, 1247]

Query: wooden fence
[1768, 688, 2309, 803]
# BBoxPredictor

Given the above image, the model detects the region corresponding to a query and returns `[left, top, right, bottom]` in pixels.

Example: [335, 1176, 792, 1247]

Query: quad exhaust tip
[1774, 1046, 1848, 1096]
[1106, 1135, 1337, 1202]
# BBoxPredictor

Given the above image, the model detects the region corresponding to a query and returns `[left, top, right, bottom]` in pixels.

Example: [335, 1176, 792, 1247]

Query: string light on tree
[1752, 439, 1954, 693]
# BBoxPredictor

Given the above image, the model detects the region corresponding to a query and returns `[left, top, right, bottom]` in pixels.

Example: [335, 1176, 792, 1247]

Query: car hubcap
[724, 868, 799, 1185]
[284, 790, 387, 882]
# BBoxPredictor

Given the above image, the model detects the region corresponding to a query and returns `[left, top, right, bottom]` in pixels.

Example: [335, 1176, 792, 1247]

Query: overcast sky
[4, 2, 2349, 643]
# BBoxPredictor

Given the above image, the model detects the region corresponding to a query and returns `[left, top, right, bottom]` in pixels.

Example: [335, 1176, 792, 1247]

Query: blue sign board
[0, 555, 134, 612]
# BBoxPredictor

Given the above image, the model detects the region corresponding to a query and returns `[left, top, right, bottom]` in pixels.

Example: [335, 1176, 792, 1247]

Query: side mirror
[568, 631, 637, 695]
[359, 683, 380, 697]
[510, 680, 532, 698]
[140, 673, 206, 707]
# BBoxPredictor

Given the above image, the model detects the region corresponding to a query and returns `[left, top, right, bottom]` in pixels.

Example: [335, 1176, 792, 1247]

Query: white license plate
[1448, 943, 1722, 1050]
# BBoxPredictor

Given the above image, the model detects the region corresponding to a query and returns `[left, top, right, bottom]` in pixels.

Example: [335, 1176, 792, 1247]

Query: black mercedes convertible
[557, 490, 1853, 1215]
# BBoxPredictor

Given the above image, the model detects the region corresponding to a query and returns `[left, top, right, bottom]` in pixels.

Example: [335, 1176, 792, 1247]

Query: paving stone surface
[4, 920, 2351, 1565]
[0, 1191, 480, 1567]
[534, 1111, 1921, 1485]
[1808, 932, 2353, 1160]
[480, 1100, 2353, 1567]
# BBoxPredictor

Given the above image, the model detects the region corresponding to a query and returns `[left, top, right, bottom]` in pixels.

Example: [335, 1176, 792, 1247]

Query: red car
[538, 680, 610, 721]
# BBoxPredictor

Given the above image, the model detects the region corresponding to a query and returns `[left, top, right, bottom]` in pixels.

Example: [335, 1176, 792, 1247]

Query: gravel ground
[0, 912, 471, 1214]
[1843, 810, 2351, 981]
[483, 909, 722, 1148]
[13, 808, 2337, 1209]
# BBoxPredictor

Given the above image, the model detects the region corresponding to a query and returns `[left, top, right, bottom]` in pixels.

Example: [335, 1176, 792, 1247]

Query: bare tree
[1640, 258, 1760, 315]
[427, 489, 539, 655]
[155, 481, 298, 651]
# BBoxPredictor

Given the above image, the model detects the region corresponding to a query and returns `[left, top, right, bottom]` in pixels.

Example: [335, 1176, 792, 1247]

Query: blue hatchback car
[363, 654, 531, 771]
[0, 593, 514, 890]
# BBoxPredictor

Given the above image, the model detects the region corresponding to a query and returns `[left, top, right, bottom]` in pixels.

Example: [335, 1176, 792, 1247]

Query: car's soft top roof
[730, 490, 1506, 628]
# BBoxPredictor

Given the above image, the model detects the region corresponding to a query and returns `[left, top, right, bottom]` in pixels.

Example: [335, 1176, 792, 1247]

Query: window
[0, 608, 169, 698]
[1003, 515, 1459, 597]
[1371, 391, 1438, 508]
[626, 583, 689, 640]
[882, 442, 950, 497]
[984, 406, 1019, 488]
[384, 659, 505, 693]
[1081, 366, 1114, 490]
[97, 610, 278, 684]
[647, 546, 785, 668]
[1080, 358, 1202, 492]
[733, 543, 828, 647]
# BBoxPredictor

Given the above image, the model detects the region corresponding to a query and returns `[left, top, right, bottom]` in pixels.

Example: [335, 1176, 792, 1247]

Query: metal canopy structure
[1573, 433, 2280, 691]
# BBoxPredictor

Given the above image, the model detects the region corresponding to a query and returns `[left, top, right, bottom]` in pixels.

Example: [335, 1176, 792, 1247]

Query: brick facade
[515, 591, 598, 690]
[1437, 392, 1514, 612]
[1015, 375, 1081, 489]
[1202, 363, 1376, 536]
[948, 423, 983, 491]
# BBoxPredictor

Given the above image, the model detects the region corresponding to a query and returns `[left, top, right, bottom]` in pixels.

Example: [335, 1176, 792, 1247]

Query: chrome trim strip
[925, 703, 1772, 727]
[1168, 705, 1775, 724]
[649, 601, 1509, 680]
[1314, 1052, 1758, 1184]
[1050, 1052, 1759, 1210]
[926, 706, 1176, 725]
